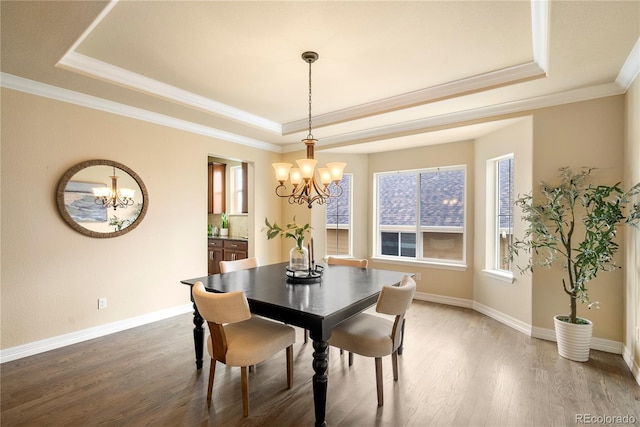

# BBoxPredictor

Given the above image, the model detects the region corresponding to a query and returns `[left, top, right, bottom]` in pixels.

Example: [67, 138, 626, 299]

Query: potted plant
[264, 216, 312, 271]
[509, 167, 640, 361]
[220, 212, 229, 237]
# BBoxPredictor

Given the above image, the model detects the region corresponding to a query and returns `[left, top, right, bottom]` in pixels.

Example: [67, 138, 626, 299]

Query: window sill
[371, 256, 467, 271]
[482, 269, 514, 283]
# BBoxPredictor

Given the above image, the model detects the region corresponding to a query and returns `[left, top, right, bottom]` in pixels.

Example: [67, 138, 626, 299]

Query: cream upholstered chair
[329, 275, 416, 407]
[325, 256, 369, 352]
[326, 256, 368, 268]
[219, 256, 259, 273]
[192, 281, 295, 416]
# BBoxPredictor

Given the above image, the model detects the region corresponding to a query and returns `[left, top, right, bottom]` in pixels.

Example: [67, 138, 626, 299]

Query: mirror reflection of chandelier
[92, 167, 135, 210]
[272, 51, 346, 209]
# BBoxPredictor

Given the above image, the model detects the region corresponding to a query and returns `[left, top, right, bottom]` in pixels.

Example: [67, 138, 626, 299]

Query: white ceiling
[1, 1, 638, 154]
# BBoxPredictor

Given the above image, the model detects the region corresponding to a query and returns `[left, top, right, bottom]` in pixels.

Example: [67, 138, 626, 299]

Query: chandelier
[273, 51, 346, 208]
[92, 167, 135, 210]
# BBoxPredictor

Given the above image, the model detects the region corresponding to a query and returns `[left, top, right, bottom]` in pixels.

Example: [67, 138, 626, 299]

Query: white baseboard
[532, 325, 623, 354]
[0, 303, 193, 364]
[414, 291, 473, 308]
[473, 301, 533, 336]
[622, 345, 640, 386]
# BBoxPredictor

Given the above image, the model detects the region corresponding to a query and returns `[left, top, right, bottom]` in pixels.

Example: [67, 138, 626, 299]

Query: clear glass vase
[289, 245, 309, 272]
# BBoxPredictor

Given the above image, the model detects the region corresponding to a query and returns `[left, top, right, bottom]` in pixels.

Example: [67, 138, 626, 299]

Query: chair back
[219, 256, 259, 273]
[192, 281, 251, 324]
[376, 275, 416, 352]
[376, 275, 416, 316]
[326, 256, 368, 268]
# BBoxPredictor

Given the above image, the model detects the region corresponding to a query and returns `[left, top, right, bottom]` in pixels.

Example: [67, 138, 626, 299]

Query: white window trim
[486, 153, 514, 276]
[373, 165, 467, 265]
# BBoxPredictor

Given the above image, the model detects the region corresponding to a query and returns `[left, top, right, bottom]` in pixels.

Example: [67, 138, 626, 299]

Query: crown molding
[282, 62, 546, 135]
[57, 51, 283, 135]
[0, 73, 282, 153]
[616, 37, 640, 90]
[530, 0, 549, 72]
[307, 82, 625, 149]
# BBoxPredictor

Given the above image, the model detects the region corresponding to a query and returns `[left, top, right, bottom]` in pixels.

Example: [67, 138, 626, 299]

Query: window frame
[229, 165, 243, 215]
[325, 173, 353, 257]
[482, 154, 514, 282]
[373, 165, 467, 268]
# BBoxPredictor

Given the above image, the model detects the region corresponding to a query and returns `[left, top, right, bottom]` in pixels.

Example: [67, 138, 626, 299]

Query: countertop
[207, 236, 248, 241]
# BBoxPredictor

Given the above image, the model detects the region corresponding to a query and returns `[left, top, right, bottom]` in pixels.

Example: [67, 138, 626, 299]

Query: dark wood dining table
[181, 261, 410, 427]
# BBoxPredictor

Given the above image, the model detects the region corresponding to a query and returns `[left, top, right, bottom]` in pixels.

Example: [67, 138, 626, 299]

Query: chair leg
[241, 366, 249, 417]
[398, 318, 406, 355]
[375, 357, 383, 407]
[286, 345, 293, 389]
[392, 351, 399, 381]
[348, 352, 354, 366]
[207, 358, 216, 407]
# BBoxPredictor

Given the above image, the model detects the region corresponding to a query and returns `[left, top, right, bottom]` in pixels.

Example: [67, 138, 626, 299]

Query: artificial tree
[509, 167, 640, 324]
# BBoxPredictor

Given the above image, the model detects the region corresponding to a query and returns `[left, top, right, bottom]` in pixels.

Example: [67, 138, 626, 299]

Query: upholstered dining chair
[325, 256, 369, 354]
[326, 256, 368, 268]
[192, 281, 295, 417]
[219, 256, 259, 273]
[328, 275, 416, 407]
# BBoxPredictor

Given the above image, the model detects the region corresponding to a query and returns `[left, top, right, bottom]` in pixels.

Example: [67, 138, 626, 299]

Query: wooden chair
[326, 256, 368, 268]
[192, 281, 295, 416]
[219, 256, 259, 273]
[329, 275, 416, 406]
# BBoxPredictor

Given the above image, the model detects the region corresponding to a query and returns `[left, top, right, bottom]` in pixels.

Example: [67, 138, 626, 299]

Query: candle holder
[285, 264, 324, 283]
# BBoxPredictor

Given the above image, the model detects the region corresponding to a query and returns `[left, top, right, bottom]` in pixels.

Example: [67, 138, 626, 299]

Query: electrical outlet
[98, 297, 107, 310]
[415, 273, 421, 281]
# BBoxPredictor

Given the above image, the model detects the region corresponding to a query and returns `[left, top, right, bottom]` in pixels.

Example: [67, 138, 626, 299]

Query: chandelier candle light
[273, 51, 346, 208]
[92, 167, 135, 210]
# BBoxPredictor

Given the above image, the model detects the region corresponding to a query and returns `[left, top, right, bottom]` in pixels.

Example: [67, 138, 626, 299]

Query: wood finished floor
[2, 300, 639, 426]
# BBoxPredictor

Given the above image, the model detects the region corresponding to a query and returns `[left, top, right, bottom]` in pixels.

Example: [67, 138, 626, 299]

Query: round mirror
[56, 159, 149, 238]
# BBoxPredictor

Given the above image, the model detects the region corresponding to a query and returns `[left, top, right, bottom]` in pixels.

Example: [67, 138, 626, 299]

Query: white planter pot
[219, 228, 229, 237]
[554, 315, 593, 362]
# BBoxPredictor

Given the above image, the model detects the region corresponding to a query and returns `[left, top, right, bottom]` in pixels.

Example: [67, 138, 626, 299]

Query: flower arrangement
[221, 212, 229, 229]
[264, 216, 311, 249]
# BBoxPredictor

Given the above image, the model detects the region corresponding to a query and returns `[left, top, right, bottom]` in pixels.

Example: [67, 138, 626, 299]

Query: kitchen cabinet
[208, 238, 224, 275]
[208, 162, 225, 214]
[223, 239, 248, 261]
[208, 238, 247, 275]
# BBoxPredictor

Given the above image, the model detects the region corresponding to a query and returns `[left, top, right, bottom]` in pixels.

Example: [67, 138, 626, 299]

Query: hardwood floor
[2, 301, 639, 426]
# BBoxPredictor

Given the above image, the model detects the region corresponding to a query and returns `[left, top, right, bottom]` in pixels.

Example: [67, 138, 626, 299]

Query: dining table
[181, 261, 411, 427]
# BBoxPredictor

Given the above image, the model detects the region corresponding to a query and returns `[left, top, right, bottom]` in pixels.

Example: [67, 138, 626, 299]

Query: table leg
[192, 300, 204, 369]
[312, 339, 329, 427]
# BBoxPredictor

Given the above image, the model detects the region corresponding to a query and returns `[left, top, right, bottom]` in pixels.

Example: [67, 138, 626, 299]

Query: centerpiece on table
[264, 217, 313, 272]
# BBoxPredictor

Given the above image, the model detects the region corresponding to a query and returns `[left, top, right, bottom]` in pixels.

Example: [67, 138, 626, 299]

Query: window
[229, 165, 243, 214]
[495, 156, 514, 271]
[326, 174, 352, 256]
[374, 166, 466, 264]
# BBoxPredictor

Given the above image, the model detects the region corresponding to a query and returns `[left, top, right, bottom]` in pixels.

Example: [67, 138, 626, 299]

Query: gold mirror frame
[56, 159, 149, 238]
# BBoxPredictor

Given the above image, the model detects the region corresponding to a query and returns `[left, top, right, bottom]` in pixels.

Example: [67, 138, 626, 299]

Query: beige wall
[0, 88, 281, 349]
[624, 75, 640, 374]
[531, 95, 626, 341]
[367, 140, 475, 300]
[474, 117, 533, 324]
[1, 84, 636, 369]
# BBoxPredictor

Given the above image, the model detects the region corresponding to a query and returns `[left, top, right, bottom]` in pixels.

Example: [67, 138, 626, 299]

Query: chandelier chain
[307, 58, 313, 139]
